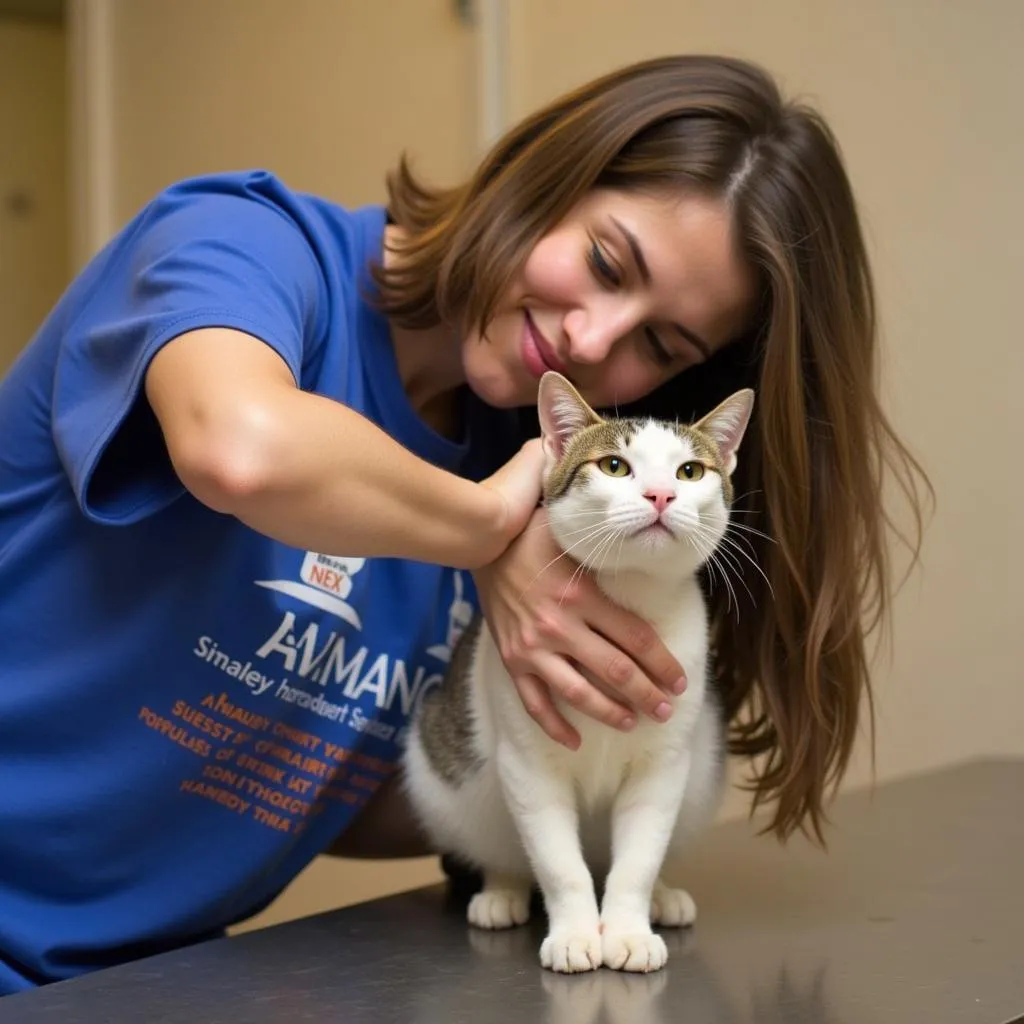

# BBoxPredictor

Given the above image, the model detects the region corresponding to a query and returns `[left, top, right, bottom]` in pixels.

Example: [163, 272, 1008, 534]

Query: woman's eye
[597, 455, 631, 477]
[676, 462, 706, 481]
[644, 327, 674, 367]
[588, 241, 621, 287]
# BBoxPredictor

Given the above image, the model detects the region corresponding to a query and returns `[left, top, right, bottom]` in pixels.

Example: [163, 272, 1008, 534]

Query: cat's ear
[696, 389, 755, 476]
[537, 372, 602, 461]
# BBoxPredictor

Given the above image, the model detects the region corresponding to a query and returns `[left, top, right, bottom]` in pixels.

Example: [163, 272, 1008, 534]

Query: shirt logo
[255, 552, 366, 630]
[425, 570, 474, 663]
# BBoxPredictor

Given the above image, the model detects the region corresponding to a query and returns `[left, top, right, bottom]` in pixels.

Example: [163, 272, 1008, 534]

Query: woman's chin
[465, 367, 536, 410]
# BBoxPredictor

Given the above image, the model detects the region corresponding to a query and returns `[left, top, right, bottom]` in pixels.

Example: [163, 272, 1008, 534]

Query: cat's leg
[496, 743, 602, 973]
[467, 870, 533, 929]
[401, 722, 532, 930]
[599, 753, 690, 972]
[650, 877, 697, 927]
[652, 701, 726, 928]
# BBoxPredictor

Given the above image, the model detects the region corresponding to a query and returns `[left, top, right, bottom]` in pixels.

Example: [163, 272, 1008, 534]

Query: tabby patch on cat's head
[536, 372, 754, 577]
[537, 372, 753, 499]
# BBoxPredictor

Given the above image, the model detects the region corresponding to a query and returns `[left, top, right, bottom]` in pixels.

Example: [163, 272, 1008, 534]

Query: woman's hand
[472, 507, 687, 749]
[477, 439, 547, 560]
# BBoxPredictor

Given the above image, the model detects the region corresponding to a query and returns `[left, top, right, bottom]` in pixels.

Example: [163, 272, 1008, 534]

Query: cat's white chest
[564, 720, 648, 796]
[548, 577, 709, 804]
[474, 571, 708, 814]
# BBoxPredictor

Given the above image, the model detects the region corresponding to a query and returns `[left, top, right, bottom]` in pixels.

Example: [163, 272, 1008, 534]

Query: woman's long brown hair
[372, 55, 933, 843]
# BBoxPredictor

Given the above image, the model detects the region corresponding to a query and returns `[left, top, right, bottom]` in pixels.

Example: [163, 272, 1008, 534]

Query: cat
[401, 370, 755, 974]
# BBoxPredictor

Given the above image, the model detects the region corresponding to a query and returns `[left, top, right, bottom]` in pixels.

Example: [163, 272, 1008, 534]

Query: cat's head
[537, 372, 754, 579]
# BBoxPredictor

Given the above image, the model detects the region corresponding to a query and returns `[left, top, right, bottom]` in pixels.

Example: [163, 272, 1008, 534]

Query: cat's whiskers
[550, 513, 625, 542]
[722, 518, 775, 544]
[594, 522, 623, 578]
[721, 500, 776, 547]
[717, 528, 762, 563]
[562, 559, 589, 606]
[703, 551, 732, 617]
[714, 530, 775, 600]
[685, 518, 768, 607]
[551, 519, 630, 602]
[612, 522, 629, 582]
[581, 512, 634, 569]
[518, 521, 619, 602]
[708, 519, 769, 571]
[713, 550, 741, 619]
[557, 506, 641, 601]
[729, 488, 765, 508]
[560, 525, 621, 605]
[523, 508, 608, 537]
[702, 551, 735, 619]
[707, 541, 753, 610]
[683, 526, 740, 618]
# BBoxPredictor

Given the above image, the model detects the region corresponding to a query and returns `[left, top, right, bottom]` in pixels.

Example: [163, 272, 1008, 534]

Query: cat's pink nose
[644, 489, 675, 514]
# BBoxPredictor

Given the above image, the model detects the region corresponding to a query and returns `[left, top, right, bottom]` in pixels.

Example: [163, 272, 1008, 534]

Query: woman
[0, 54, 927, 991]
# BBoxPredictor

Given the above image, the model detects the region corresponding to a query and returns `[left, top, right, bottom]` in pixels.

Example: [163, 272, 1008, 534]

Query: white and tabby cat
[402, 371, 754, 974]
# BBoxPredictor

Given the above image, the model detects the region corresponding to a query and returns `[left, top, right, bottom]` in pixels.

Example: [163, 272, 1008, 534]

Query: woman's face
[461, 188, 757, 409]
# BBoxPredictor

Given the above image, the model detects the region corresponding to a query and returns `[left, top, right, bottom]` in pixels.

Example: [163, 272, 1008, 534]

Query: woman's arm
[145, 327, 543, 569]
[324, 775, 434, 859]
[147, 328, 676, 755]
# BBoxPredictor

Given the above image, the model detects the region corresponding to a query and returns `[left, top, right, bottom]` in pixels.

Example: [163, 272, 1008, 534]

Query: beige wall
[0, 16, 68, 373]
[109, 0, 478, 223]
[91, 0, 1022, 930]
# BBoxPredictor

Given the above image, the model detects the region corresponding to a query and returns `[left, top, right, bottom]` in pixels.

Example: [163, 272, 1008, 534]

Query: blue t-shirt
[0, 169, 523, 992]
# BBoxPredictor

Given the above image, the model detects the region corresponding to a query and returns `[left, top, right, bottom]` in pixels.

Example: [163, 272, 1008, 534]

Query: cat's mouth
[631, 519, 677, 540]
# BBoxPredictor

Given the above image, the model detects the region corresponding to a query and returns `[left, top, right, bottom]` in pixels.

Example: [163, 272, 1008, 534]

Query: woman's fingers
[530, 649, 637, 732]
[512, 673, 581, 750]
[560, 615, 678, 724]
[581, 585, 687, 698]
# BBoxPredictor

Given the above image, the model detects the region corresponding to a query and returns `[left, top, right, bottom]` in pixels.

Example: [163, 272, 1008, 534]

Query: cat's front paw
[650, 884, 697, 927]
[601, 925, 669, 973]
[467, 888, 531, 930]
[540, 926, 603, 973]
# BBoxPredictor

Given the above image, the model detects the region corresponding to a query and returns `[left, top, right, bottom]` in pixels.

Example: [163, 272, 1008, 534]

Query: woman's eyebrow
[610, 216, 713, 360]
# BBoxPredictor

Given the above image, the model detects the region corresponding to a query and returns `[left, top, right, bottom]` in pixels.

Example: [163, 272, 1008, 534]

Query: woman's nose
[562, 306, 637, 365]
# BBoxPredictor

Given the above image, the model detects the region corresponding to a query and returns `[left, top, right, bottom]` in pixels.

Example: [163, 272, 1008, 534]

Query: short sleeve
[51, 174, 329, 525]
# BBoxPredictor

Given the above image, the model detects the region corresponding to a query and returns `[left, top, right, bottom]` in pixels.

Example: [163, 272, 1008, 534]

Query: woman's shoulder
[132, 168, 391, 332]
[139, 168, 385, 250]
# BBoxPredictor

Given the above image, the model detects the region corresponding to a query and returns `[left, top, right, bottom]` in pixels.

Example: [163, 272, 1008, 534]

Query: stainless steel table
[2, 758, 1022, 1023]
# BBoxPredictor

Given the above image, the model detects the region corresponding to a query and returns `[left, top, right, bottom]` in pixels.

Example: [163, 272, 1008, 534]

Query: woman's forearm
[211, 387, 507, 569]
[147, 328, 508, 569]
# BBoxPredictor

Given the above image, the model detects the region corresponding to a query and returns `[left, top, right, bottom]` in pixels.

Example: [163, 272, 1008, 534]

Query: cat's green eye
[597, 455, 631, 478]
[677, 462, 706, 481]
